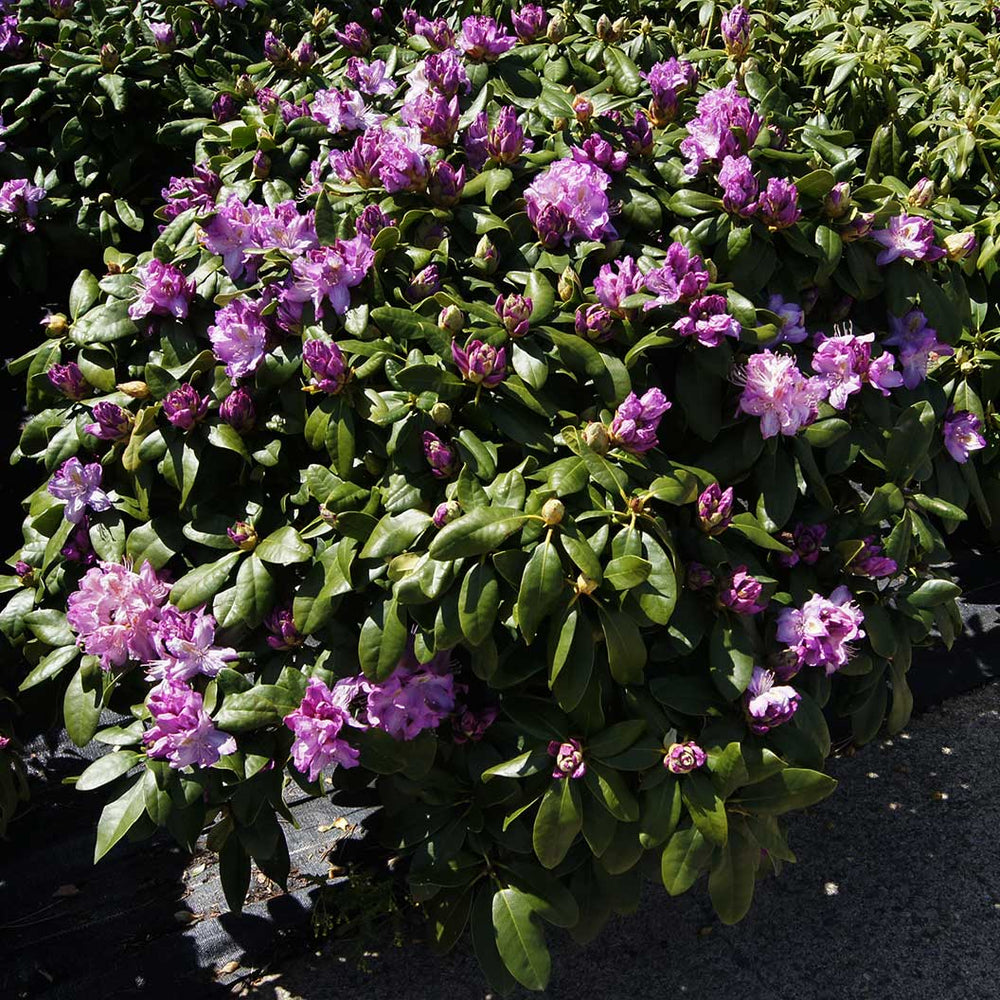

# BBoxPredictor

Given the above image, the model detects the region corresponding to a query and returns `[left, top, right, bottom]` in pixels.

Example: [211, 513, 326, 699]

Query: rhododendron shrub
[1, 2, 996, 992]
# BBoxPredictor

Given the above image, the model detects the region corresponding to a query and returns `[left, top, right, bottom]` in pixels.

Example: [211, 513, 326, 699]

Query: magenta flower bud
[824, 182, 851, 219]
[673, 295, 742, 348]
[433, 500, 461, 528]
[335, 21, 371, 55]
[840, 211, 874, 243]
[664, 741, 707, 774]
[407, 264, 443, 302]
[943, 409, 986, 464]
[149, 21, 175, 51]
[265, 604, 304, 650]
[264, 31, 290, 66]
[848, 537, 898, 579]
[907, 176, 935, 208]
[572, 135, 629, 173]
[459, 15, 516, 62]
[609, 388, 671, 453]
[294, 40, 315, 68]
[686, 561, 714, 590]
[547, 738, 586, 779]
[720, 565, 768, 614]
[757, 177, 801, 230]
[423, 49, 471, 97]
[622, 111, 654, 156]
[401, 92, 460, 147]
[451, 339, 507, 387]
[428, 161, 466, 207]
[256, 87, 280, 113]
[402, 8, 418, 32]
[777, 522, 827, 568]
[944, 231, 978, 262]
[721, 6, 752, 58]
[697, 484, 734, 535]
[487, 106, 529, 164]
[453, 704, 498, 744]
[99, 43, 119, 70]
[303, 339, 349, 394]
[511, 4, 549, 41]
[15, 560, 33, 583]
[48, 362, 89, 401]
[438, 305, 464, 334]
[495, 293, 532, 338]
[60, 517, 94, 565]
[84, 401, 132, 442]
[354, 205, 395, 241]
[533, 203, 569, 249]
[252, 151, 271, 179]
[219, 387, 256, 433]
[212, 93, 236, 123]
[422, 431, 457, 478]
[162, 383, 210, 431]
[371, 7, 383, 24]
[572, 94, 594, 123]
[718, 155, 758, 216]
[745, 667, 800, 734]
[227, 521, 258, 551]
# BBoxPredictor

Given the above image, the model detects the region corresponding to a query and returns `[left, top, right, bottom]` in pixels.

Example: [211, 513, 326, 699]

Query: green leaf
[604, 46, 642, 96]
[727, 513, 793, 553]
[681, 770, 728, 846]
[220, 836, 251, 913]
[360, 509, 432, 559]
[533, 778, 583, 869]
[639, 777, 681, 849]
[709, 618, 755, 700]
[221, 555, 274, 628]
[660, 826, 713, 896]
[516, 538, 564, 643]
[598, 606, 647, 685]
[603, 555, 651, 590]
[170, 552, 242, 611]
[471, 887, 518, 994]
[732, 768, 838, 815]
[69, 270, 100, 321]
[587, 720, 647, 759]
[584, 763, 639, 822]
[492, 887, 551, 991]
[886, 401, 936, 483]
[502, 861, 580, 928]
[459, 561, 500, 646]
[708, 821, 758, 924]
[94, 777, 145, 861]
[906, 578, 961, 608]
[76, 751, 141, 791]
[429, 507, 528, 560]
[65, 660, 102, 748]
[255, 526, 313, 565]
[19, 644, 79, 691]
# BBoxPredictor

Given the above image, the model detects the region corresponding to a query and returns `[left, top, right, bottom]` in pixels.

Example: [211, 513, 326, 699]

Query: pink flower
[643, 242, 710, 309]
[664, 741, 706, 774]
[943, 409, 986, 464]
[609, 388, 671, 453]
[775, 586, 865, 676]
[745, 667, 800, 734]
[366, 649, 456, 741]
[128, 260, 195, 322]
[872, 214, 945, 265]
[673, 294, 741, 347]
[459, 15, 516, 61]
[283, 676, 370, 781]
[548, 738, 586, 779]
[208, 298, 269, 382]
[737, 350, 824, 438]
[145, 606, 237, 683]
[144, 678, 236, 769]
[811, 329, 903, 409]
[48, 458, 112, 524]
[680, 83, 761, 176]
[594, 256, 643, 313]
[285, 235, 375, 318]
[200, 195, 261, 279]
[523, 158, 616, 247]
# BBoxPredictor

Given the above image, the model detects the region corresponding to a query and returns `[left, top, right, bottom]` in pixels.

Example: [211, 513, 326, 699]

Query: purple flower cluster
[943, 409, 986, 464]
[571, 134, 628, 173]
[775, 586, 865, 676]
[738, 350, 824, 438]
[303, 339, 349, 394]
[48, 362, 89, 400]
[283, 676, 370, 780]
[85, 402, 132, 442]
[459, 16, 516, 61]
[884, 310, 953, 389]
[0, 179, 46, 231]
[681, 83, 761, 176]
[265, 605, 303, 650]
[145, 606, 237, 682]
[163, 384, 210, 431]
[511, 5, 549, 42]
[161, 165, 221, 221]
[609, 388, 671, 454]
[48, 458, 112, 524]
[595, 256, 642, 314]
[208, 299, 269, 382]
[673, 294, 742, 347]
[346, 57, 396, 96]
[495, 293, 533, 337]
[285, 235, 375, 319]
[366, 650, 456, 741]
[128, 260, 195, 323]
[643, 242, 710, 309]
[721, 6, 752, 58]
[66, 560, 170, 669]
[642, 58, 698, 123]
[767, 294, 808, 344]
[810, 328, 903, 409]
[523, 158, 616, 247]
[144, 678, 236, 769]
[745, 667, 800, 734]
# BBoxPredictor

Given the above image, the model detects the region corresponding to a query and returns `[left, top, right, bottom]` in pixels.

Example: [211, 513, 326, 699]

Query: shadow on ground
[241, 684, 1000, 1000]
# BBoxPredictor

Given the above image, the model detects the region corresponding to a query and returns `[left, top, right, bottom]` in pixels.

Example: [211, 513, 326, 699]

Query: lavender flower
[811, 329, 903, 409]
[48, 458, 112, 524]
[420, 49, 471, 97]
[208, 299, 269, 382]
[161, 165, 221, 220]
[428, 161, 466, 207]
[884, 310, 954, 389]
[48, 362, 89, 400]
[721, 6, 752, 58]
[462, 111, 490, 172]
[776, 586, 865, 675]
[574, 304, 614, 342]
[718, 155, 758, 216]
[144, 679, 236, 769]
[571, 135, 628, 173]
[149, 22, 175, 52]
[697, 484, 734, 535]
[848, 538, 898, 579]
[452, 339, 507, 387]
[334, 22, 371, 56]
[622, 111, 654, 157]
[414, 17, 455, 51]
[422, 431, 457, 478]
[459, 15, 516, 61]
[524, 158, 615, 247]
[366, 647, 456, 740]
[872, 214, 945, 265]
[285, 235, 375, 318]
[284, 677, 369, 780]
[210, 368, 259, 428]
[664, 741, 707, 774]
[609, 388, 672, 454]
[745, 667, 800, 733]
[594, 257, 643, 314]
[487, 106, 531, 164]
[720, 566, 768, 614]
[757, 177, 801, 230]
[400, 91, 461, 146]
[162, 384, 210, 431]
[680, 83, 761, 176]
[265, 604, 303, 650]
[767, 295, 807, 344]
[0, 16, 24, 56]
[738, 350, 824, 438]
[547, 738, 585, 779]
[643, 242, 710, 308]
[303, 339, 349, 394]
[199, 195, 260, 278]
[495, 293, 533, 338]
[128, 260, 195, 323]
[85, 402, 132, 442]
[263, 31, 290, 66]
[673, 295, 742, 347]
[777, 522, 827, 568]
[643, 58, 698, 123]
[0, 179, 46, 231]
[943, 409, 986, 464]
[145, 607, 237, 683]
[212, 93, 236, 123]
[345, 57, 395, 96]
[511, 5, 549, 41]
[840, 211, 875, 242]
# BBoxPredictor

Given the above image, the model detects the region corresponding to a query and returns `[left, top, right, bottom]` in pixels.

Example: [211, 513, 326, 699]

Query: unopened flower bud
[575, 573, 598, 596]
[235, 74, 256, 99]
[572, 94, 593, 123]
[907, 176, 935, 207]
[117, 380, 151, 399]
[15, 561, 34, 585]
[943, 231, 978, 261]
[596, 14, 615, 41]
[552, 116, 568, 131]
[252, 151, 271, 179]
[546, 14, 566, 42]
[438, 305, 464, 333]
[294, 40, 315, 69]
[42, 312, 69, 337]
[227, 521, 258, 551]
[664, 741, 707, 774]
[433, 500, 461, 528]
[583, 421, 610, 455]
[824, 182, 851, 219]
[474, 235, 498, 273]
[697, 484, 734, 535]
[100, 43, 119, 71]
[430, 402, 452, 425]
[541, 498, 565, 526]
[318, 504, 338, 525]
[558, 266, 580, 302]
